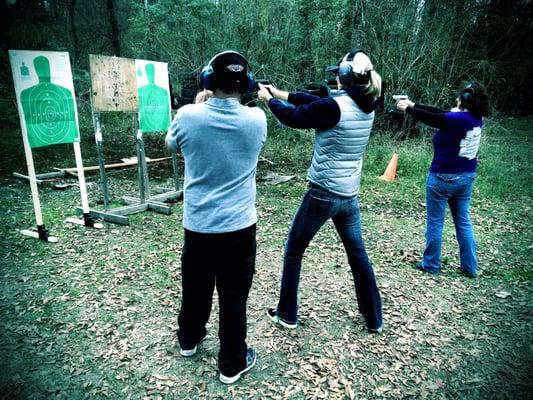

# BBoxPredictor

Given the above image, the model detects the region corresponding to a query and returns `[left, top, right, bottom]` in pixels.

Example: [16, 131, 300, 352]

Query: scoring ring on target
[142, 87, 167, 127]
[27, 85, 71, 144]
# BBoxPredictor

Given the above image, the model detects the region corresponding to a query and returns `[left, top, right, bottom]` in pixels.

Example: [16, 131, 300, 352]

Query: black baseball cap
[211, 51, 248, 85]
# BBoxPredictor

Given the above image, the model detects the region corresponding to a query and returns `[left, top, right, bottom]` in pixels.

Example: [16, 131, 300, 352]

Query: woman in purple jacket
[396, 82, 489, 277]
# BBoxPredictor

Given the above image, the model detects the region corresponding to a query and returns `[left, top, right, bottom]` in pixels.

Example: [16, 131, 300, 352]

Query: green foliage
[1, 0, 532, 133]
[261, 123, 315, 173]
[475, 117, 533, 200]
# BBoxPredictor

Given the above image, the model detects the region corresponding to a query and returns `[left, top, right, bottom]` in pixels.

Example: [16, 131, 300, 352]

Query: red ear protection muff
[199, 50, 256, 95]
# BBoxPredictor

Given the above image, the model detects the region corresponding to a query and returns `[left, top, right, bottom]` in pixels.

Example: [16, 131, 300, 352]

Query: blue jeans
[422, 172, 477, 276]
[276, 186, 382, 330]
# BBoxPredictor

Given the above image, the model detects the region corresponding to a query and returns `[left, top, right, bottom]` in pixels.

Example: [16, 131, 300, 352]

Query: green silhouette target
[136, 60, 171, 133]
[9, 51, 79, 148]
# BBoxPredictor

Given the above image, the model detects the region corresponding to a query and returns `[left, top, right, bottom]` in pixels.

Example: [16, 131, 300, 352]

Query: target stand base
[76, 208, 129, 226]
[122, 196, 172, 215]
[65, 217, 104, 229]
[21, 228, 59, 243]
[149, 189, 183, 204]
[13, 170, 65, 184]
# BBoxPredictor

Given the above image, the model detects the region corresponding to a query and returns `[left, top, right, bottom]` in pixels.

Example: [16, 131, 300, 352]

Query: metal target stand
[121, 114, 182, 212]
[80, 55, 181, 225]
[77, 111, 177, 225]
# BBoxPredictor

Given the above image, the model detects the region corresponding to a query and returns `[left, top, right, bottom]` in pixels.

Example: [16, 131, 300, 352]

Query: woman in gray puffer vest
[257, 50, 383, 333]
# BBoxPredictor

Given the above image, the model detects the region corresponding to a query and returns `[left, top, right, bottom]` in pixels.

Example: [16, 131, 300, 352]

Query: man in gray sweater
[165, 51, 267, 384]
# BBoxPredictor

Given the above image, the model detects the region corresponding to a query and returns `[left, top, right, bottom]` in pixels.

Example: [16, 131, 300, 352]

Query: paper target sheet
[135, 59, 171, 133]
[9, 50, 80, 148]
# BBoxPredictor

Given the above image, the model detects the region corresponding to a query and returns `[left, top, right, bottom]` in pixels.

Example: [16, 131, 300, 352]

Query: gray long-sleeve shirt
[166, 97, 267, 233]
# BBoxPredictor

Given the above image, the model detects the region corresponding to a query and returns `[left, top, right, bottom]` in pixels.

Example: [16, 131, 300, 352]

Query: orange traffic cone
[379, 153, 398, 181]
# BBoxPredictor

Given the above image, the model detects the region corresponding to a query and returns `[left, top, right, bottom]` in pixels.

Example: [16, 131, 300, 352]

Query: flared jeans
[276, 186, 382, 330]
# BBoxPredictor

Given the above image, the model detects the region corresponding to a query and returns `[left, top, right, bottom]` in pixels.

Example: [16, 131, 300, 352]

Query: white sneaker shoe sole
[219, 352, 257, 384]
[180, 345, 197, 357]
[179, 335, 206, 357]
[267, 309, 297, 329]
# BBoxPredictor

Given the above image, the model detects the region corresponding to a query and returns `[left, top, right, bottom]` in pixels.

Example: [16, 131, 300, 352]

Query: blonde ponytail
[365, 70, 382, 98]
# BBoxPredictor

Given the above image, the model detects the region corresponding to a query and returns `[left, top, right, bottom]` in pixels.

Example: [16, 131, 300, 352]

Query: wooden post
[22, 128, 44, 224]
[73, 141, 89, 214]
[141, 139, 150, 199]
[17, 111, 58, 242]
[65, 140, 103, 229]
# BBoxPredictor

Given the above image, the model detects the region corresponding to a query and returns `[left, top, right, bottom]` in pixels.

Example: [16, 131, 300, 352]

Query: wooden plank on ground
[54, 156, 171, 174]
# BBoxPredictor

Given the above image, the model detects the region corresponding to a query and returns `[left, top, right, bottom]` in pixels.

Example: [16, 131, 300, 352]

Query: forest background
[1, 0, 532, 131]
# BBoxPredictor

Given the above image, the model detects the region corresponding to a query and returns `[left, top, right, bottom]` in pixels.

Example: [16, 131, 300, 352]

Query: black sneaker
[179, 334, 206, 357]
[219, 348, 257, 384]
[267, 308, 297, 329]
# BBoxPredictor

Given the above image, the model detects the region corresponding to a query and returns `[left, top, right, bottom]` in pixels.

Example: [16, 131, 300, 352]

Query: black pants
[177, 224, 256, 376]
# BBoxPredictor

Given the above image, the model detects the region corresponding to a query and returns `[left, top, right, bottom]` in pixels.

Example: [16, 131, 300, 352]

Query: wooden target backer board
[89, 54, 138, 112]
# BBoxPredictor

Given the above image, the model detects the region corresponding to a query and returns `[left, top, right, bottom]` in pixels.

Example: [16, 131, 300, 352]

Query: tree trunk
[0, 1, 7, 53]
[106, 0, 121, 56]
[67, 0, 79, 64]
[297, 0, 314, 80]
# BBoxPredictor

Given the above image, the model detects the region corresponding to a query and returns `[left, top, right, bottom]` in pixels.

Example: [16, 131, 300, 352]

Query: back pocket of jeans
[436, 173, 460, 182]
[308, 192, 332, 217]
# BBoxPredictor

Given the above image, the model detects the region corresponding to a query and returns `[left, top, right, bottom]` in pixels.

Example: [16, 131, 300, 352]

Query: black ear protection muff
[199, 50, 256, 95]
[460, 84, 475, 107]
[337, 49, 370, 86]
